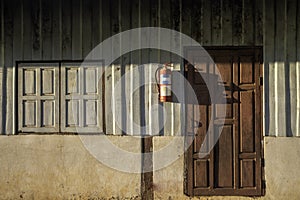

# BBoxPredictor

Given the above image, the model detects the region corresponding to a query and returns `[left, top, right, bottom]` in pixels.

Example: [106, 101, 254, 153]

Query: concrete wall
[0, 135, 141, 199]
[0, 136, 299, 199]
[153, 137, 300, 200]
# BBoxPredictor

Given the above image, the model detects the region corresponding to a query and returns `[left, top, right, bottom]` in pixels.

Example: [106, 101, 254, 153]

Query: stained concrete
[153, 136, 300, 200]
[0, 136, 299, 199]
[0, 135, 141, 199]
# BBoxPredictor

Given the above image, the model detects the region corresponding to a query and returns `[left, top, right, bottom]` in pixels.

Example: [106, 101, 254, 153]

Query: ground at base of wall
[19, 193, 141, 200]
[155, 195, 263, 200]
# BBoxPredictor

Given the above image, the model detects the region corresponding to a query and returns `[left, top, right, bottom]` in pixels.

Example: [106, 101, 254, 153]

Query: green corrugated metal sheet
[0, 0, 299, 136]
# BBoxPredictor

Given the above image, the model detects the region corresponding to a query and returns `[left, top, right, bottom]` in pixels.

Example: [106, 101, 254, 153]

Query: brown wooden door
[184, 47, 264, 196]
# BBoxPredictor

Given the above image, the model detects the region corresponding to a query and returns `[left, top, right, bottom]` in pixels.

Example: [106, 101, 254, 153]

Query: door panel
[185, 48, 263, 196]
[23, 100, 37, 126]
[194, 160, 209, 188]
[18, 64, 59, 132]
[240, 91, 255, 152]
[215, 124, 233, 188]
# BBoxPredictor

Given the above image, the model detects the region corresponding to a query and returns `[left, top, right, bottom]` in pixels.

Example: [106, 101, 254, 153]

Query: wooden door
[18, 63, 59, 133]
[60, 62, 104, 133]
[184, 48, 264, 196]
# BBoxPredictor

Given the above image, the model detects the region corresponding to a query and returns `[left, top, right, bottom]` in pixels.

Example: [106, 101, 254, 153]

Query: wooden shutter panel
[184, 47, 264, 196]
[61, 62, 104, 133]
[18, 63, 59, 133]
[18, 61, 104, 134]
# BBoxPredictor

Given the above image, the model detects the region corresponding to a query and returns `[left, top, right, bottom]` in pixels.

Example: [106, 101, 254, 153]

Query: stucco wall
[153, 137, 300, 200]
[0, 136, 299, 199]
[0, 135, 141, 199]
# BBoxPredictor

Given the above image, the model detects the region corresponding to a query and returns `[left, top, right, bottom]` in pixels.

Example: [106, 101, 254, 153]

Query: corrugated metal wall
[0, 0, 299, 136]
[264, 0, 300, 136]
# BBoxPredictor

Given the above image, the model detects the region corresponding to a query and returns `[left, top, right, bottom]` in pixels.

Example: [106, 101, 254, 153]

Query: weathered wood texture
[0, 0, 298, 136]
[185, 48, 263, 196]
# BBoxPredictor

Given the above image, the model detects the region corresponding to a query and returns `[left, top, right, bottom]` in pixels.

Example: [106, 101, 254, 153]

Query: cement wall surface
[0, 136, 299, 199]
[153, 137, 300, 200]
[0, 135, 141, 200]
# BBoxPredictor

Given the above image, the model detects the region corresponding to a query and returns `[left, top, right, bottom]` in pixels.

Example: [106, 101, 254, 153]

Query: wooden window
[184, 47, 264, 196]
[18, 61, 104, 134]
[18, 63, 60, 133]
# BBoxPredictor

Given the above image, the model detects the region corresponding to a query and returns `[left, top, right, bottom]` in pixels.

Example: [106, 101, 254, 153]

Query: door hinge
[261, 158, 265, 167]
[260, 77, 263, 86]
[262, 180, 266, 190]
